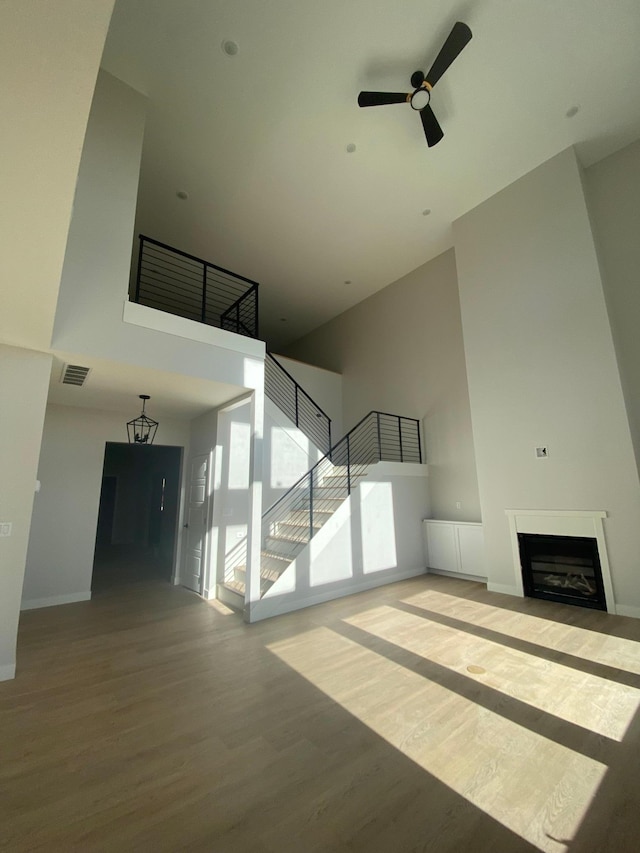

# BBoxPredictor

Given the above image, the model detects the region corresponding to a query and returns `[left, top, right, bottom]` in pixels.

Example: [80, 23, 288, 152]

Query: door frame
[178, 451, 213, 596]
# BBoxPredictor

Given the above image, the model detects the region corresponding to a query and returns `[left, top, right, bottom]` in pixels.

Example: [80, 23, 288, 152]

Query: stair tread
[267, 533, 310, 545]
[223, 579, 246, 594]
[285, 509, 333, 519]
[224, 578, 274, 595]
[233, 565, 283, 583]
[261, 549, 292, 562]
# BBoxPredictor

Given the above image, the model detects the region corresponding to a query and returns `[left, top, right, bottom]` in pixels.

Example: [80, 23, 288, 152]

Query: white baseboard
[428, 568, 487, 583]
[486, 581, 521, 597]
[0, 663, 16, 682]
[248, 566, 426, 623]
[614, 603, 640, 620]
[21, 591, 91, 611]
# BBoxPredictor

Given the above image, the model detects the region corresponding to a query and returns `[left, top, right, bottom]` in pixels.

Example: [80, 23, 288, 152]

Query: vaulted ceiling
[102, 0, 640, 349]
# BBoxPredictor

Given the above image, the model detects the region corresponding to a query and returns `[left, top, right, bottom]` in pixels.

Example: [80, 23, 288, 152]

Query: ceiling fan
[357, 21, 472, 148]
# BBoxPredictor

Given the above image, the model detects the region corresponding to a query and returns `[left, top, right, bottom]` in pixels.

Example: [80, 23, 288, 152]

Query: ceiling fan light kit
[357, 21, 472, 148]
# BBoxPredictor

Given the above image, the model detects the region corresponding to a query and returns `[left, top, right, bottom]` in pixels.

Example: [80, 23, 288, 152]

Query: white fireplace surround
[505, 510, 616, 615]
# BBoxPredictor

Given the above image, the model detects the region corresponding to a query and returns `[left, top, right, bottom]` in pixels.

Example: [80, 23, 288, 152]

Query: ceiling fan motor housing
[410, 86, 431, 111]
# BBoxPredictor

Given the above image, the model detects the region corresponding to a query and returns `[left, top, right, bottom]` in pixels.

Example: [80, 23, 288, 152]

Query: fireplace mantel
[505, 509, 616, 614]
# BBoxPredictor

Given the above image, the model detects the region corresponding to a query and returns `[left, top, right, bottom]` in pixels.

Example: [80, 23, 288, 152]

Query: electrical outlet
[0, 522, 12, 537]
[535, 447, 549, 458]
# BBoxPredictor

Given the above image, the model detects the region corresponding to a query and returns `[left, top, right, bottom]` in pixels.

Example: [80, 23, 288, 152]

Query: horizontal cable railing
[265, 353, 332, 455]
[133, 235, 259, 338]
[222, 410, 422, 598]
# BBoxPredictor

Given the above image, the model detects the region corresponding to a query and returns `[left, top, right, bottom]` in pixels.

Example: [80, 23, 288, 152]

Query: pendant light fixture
[127, 394, 158, 445]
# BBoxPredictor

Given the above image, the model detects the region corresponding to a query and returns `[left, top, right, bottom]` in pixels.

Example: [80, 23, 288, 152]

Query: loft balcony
[131, 235, 259, 340]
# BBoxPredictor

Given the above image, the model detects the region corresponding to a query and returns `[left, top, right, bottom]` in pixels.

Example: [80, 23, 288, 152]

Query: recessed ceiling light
[346, 143, 356, 153]
[566, 105, 579, 118]
[422, 208, 431, 216]
[176, 190, 189, 200]
[221, 39, 239, 56]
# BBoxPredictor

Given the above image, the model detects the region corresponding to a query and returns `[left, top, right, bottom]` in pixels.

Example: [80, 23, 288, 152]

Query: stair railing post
[294, 385, 299, 427]
[398, 415, 403, 462]
[347, 434, 351, 495]
[236, 301, 240, 334]
[253, 284, 259, 338]
[309, 469, 314, 540]
[327, 420, 332, 458]
[417, 419, 423, 464]
[376, 412, 382, 461]
[201, 262, 207, 323]
[135, 235, 144, 303]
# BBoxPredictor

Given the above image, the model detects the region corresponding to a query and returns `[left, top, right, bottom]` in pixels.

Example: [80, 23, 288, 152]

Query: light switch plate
[0, 522, 12, 537]
[535, 446, 549, 458]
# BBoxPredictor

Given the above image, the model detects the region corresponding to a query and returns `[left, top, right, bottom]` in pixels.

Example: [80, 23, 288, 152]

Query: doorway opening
[92, 442, 183, 593]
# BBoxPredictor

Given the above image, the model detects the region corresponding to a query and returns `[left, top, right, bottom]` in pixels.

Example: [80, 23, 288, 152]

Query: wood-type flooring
[2, 574, 640, 852]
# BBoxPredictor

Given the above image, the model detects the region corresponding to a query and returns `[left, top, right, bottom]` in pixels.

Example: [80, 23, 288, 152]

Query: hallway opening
[91, 442, 182, 593]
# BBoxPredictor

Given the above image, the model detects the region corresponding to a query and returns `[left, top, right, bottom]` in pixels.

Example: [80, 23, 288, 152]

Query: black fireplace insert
[518, 533, 607, 611]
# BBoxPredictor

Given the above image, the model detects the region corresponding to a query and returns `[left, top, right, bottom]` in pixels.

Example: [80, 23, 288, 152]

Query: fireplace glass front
[518, 533, 606, 611]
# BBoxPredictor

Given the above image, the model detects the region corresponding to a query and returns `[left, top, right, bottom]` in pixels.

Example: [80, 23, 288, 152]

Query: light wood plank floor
[2, 575, 640, 852]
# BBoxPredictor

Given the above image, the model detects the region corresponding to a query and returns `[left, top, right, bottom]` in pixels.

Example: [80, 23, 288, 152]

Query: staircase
[129, 236, 425, 616]
[219, 411, 422, 609]
[223, 465, 371, 601]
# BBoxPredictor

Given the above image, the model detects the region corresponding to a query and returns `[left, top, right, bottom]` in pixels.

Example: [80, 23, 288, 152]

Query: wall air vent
[60, 364, 91, 387]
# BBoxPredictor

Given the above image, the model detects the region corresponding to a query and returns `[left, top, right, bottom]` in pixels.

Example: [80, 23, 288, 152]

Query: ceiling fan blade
[358, 91, 408, 107]
[424, 21, 472, 88]
[420, 104, 444, 147]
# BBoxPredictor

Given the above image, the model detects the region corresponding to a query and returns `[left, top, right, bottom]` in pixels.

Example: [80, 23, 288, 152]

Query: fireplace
[518, 533, 606, 610]
[504, 510, 616, 615]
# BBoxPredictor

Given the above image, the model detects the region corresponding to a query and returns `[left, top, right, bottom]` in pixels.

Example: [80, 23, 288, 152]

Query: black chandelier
[127, 394, 158, 445]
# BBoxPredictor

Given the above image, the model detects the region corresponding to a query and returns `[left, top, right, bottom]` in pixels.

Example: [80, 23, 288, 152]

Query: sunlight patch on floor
[403, 589, 640, 675]
[345, 604, 640, 742]
[267, 625, 607, 853]
[205, 599, 236, 615]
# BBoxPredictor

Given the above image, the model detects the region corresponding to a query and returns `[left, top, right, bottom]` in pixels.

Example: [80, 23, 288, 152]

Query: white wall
[285, 249, 480, 521]
[453, 147, 640, 611]
[51, 69, 266, 393]
[249, 463, 430, 621]
[272, 354, 343, 441]
[211, 399, 253, 590]
[53, 69, 145, 348]
[23, 404, 189, 610]
[0, 345, 52, 679]
[204, 393, 324, 596]
[187, 407, 217, 596]
[0, 1, 113, 680]
[584, 139, 640, 473]
[263, 398, 324, 512]
[0, 0, 114, 352]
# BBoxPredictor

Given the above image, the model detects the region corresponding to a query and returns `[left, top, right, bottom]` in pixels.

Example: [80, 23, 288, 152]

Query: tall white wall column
[453, 147, 640, 613]
[0, 346, 52, 679]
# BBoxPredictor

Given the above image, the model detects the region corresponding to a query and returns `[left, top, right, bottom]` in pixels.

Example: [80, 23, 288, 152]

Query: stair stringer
[247, 461, 430, 622]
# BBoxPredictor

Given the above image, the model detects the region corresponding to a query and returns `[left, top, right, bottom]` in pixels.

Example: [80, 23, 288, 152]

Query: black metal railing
[265, 353, 332, 455]
[223, 410, 422, 595]
[265, 410, 422, 531]
[133, 235, 259, 338]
